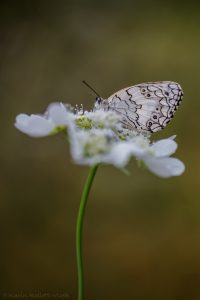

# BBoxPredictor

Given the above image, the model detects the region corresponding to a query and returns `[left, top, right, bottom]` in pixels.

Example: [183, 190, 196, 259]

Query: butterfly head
[94, 96, 105, 110]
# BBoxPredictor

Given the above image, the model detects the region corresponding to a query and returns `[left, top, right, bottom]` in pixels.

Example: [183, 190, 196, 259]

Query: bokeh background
[1, 1, 200, 299]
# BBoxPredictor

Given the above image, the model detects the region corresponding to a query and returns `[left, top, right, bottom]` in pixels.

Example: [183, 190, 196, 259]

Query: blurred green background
[1, 0, 200, 299]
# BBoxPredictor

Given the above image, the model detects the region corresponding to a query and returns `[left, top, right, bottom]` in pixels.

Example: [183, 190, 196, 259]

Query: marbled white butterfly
[93, 81, 183, 133]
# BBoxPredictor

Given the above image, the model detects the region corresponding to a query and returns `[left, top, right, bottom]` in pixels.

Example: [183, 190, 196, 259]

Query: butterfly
[93, 81, 183, 133]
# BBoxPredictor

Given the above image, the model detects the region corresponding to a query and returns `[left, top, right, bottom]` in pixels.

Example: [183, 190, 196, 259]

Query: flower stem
[76, 165, 98, 300]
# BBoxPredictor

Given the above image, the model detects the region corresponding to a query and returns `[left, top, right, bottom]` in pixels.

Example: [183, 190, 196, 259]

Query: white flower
[143, 138, 185, 177]
[84, 110, 119, 129]
[69, 126, 117, 166]
[15, 114, 55, 137]
[15, 103, 74, 137]
[106, 137, 185, 177]
[68, 116, 185, 177]
[47, 102, 75, 126]
[15, 103, 185, 178]
[144, 157, 185, 178]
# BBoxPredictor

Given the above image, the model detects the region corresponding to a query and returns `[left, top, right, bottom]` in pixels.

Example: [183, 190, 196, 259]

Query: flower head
[15, 103, 74, 137]
[15, 102, 185, 178]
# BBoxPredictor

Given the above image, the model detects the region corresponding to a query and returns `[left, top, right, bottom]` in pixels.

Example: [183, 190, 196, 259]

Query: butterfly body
[94, 81, 183, 133]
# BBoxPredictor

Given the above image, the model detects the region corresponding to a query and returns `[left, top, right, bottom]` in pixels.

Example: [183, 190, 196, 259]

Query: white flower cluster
[15, 102, 185, 178]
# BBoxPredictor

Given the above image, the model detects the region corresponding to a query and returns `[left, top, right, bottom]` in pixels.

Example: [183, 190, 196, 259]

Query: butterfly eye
[96, 97, 102, 104]
[141, 88, 146, 93]
[146, 93, 151, 98]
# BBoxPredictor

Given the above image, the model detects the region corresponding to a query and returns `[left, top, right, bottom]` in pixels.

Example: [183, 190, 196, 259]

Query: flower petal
[105, 142, 147, 167]
[47, 103, 73, 125]
[151, 138, 177, 157]
[103, 143, 132, 167]
[144, 157, 185, 178]
[15, 114, 54, 137]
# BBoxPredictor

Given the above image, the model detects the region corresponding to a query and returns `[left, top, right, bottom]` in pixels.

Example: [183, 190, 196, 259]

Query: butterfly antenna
[82, 80, 101, 97]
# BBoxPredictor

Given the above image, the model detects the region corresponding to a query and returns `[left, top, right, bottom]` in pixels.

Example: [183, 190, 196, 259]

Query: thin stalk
[76, 165, 98, 300]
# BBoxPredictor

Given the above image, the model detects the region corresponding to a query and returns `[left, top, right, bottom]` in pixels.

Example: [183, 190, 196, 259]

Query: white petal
[104, 142, 142, 167]
[15, 114, 54, 137]
[144, 157, 185, 178]
[47, 103, 72, 125]
[151, 139, 177, 157]
[103, 143, 132, 167]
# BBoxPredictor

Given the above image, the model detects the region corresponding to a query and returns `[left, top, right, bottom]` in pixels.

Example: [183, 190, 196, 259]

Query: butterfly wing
[106, 81, 183, 133]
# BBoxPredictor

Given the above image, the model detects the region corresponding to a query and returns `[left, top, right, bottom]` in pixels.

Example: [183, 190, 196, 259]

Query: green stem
[76, 165, 98, 300]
